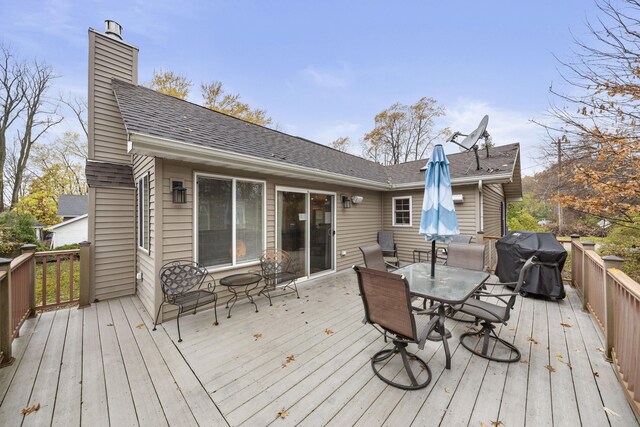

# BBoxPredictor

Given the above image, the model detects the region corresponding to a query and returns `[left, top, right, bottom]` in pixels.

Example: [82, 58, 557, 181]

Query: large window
[392, 196, 412, 226]
[196, 174, 264, 268]
[138, 173, 150, 251]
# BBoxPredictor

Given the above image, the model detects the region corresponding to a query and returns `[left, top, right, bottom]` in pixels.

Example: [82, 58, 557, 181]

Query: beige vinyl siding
[157, 159, 382, 319]
[88, 31, 138, 164]
[382, 185, 478, 262]
[133, 155, 156, 316]
[93, 187, 136, 301]
[483, 184, 504, 238]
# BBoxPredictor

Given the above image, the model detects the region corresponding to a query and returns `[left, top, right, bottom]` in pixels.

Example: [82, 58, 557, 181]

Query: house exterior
[57, 195, 88, 222]
[85, 22, 522, 321]
[49, 214, 89, 248]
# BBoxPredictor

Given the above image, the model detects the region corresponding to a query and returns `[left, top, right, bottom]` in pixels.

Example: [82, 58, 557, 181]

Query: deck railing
[0, 242, 91, 367]
[571, 235, 640, 417]
[35, 249, 81, 310]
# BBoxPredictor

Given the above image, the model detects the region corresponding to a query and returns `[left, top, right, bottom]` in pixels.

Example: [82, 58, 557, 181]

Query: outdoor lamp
[342, 195, 351, 209]
[172, 180, 187, 204]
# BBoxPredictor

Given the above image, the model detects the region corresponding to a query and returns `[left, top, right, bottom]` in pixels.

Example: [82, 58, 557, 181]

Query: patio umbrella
[419, 143, 460, 277]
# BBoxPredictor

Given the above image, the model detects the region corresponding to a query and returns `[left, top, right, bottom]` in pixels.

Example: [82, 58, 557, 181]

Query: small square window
[392, 196, 412, 227]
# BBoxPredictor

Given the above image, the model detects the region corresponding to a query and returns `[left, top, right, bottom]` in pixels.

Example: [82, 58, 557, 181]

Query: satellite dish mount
[448, 115, 490, 170]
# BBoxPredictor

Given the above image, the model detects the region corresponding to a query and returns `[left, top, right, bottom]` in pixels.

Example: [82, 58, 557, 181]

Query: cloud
[301, 64, 351, 89]
[444, 100, 548, 175]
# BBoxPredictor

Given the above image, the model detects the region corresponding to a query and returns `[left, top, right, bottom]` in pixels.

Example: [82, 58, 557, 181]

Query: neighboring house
[85, 22, 522, 321]
[49, 214, 89, 248]
[57, 195, 88, 222]
[32, 221, 46, 242]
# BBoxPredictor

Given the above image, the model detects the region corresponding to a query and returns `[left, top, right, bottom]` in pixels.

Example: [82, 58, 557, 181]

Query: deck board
[0, 270, 638, 426]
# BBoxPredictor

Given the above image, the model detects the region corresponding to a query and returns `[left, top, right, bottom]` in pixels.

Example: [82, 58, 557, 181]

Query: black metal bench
[153, 260, 218, 342]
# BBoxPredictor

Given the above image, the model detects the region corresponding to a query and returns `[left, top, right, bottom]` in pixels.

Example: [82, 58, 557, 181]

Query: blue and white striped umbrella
[419, 144, 459, 275]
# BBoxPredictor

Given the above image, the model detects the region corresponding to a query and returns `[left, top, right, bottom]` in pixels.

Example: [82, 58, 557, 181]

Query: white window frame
[392, 196, 412, 227]
[137, 172, 150, 252]
[194, 172, 267, 271]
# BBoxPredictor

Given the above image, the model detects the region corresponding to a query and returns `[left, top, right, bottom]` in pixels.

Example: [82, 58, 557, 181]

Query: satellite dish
[448, 115, 490, 170]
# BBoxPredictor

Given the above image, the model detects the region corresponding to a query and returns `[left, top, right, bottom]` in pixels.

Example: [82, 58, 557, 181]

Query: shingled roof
[57, 195, 88, 217]
[85, 160, 135, 188]
[112, 79, 389, 184]
[111, 79, 521, 193]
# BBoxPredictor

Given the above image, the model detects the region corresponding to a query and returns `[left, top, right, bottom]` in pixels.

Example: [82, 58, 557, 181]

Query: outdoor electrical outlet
[136, 272, 143, 280]
[340, 250, 347, 257]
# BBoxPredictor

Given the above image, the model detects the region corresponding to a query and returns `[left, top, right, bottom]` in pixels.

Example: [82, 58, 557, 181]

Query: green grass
[35, 256, 80, 307]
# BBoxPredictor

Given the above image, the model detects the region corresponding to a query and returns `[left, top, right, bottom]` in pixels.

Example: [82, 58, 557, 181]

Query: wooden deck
[0, 270, 638, 426]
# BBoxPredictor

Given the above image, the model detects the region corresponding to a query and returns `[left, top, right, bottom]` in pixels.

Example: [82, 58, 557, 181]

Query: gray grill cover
[495, 231, 567, 299]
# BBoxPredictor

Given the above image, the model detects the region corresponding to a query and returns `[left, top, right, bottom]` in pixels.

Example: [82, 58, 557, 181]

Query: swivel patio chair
[377, 231, 399, 268]
[353, 265, 442, 390]
[444, 242, 488, 321]
[153, 260, 218, 343]
[436, 234, 474, 263]
[258, 249, 300, 305]
[359, 243, 398, 271]
[453, 256, 538, 362]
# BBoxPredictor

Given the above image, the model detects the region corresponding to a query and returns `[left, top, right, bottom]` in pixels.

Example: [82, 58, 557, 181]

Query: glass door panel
[277, 191, 307, 278]
[309, 193, 333, 274]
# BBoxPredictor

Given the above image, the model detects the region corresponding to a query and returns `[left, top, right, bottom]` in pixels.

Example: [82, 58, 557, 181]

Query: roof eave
[127, 132, 390, 191]
[390, 173, 515, 190]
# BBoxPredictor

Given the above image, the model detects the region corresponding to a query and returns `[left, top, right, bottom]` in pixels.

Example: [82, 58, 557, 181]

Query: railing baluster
[56, 255, 61, 305]
[41, 255, 47, 307]
[69, 255, 74, 301]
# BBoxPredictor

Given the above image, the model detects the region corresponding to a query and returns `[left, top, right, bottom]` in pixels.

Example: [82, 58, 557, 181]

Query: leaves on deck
[481, 423, 490, 427]
[282, 354, 295, 368]
[593, 371, 600, 377]
[490, 420, 504, 427]
[136, 323, 145, 329]
[106, 323, 114, 327]
[560, 322, 572, 328]
[254, 333, 262, 341]
[527, 336, 539, 344]
[324, 328, 334, 335]
[21, 403, 41, 415]
[603, 407, 621, 417]
[277, 408, 289, 419]
[545, 365, 556, 373]
[519, 359, 529, 365]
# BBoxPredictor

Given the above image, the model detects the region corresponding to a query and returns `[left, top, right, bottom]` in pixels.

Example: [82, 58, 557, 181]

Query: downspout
[478, 179, 484, 232]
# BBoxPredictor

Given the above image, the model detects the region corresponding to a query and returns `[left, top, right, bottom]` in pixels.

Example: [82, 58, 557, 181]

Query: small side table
[219, 273, 263, 318]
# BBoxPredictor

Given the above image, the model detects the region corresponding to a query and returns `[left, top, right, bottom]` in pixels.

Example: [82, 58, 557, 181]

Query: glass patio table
[394, 263, 490, 369]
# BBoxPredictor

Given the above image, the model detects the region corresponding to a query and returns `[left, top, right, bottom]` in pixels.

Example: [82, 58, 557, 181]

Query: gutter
[391, 172, 514, 190]
[127, 132, 390, 191]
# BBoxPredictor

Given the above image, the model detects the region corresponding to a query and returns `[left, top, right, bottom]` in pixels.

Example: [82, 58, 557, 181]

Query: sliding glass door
[277, 189, 334, 279]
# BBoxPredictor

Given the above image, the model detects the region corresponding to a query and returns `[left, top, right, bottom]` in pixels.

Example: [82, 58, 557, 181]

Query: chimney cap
[104, 20, 123, 40]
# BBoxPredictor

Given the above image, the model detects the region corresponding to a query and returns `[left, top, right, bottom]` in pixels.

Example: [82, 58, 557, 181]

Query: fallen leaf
[560, 323, 572, 328]
[106, 323, 114, 327]
[324, 329, 334, 335]
[281, 364, 287, 368]
[444, 387, 450, 393]
[286, 355, 295, 363]
[136, 323, 145, 329]
[567, 363, 573, 370]
[254, 333, 262, 341]
[545, 365, 556, 373]
[527, 336, 539, 344]
[603, 407, 620, 417]
[481, 423, 490, 427]
[278, 408, 289, 419]
[490, 420, 504, 427]
[21, 403, 41, 415]
[519, 359, 529, 365]
[594, 371, 600, 377]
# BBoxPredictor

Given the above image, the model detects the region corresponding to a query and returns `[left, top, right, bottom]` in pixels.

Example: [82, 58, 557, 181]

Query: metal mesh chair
[258, 249, 300, 305]
[377, 231, 399, 267]
[453, 256, 538, 362]
[354, 265, 442, 390]
[436, 234, 474, 262]
[153, 260, 218, 342]
[445, 242, 486, 271]
[359, 243, 398, 271]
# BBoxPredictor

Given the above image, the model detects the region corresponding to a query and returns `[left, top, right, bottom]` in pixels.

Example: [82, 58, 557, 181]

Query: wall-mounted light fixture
[341, 195, 351, 209]
[351, 195, 364, 204]
[171, 179, 187, 204]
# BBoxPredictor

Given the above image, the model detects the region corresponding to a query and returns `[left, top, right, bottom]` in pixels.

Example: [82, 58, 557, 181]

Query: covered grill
[495, 231, 567, 299]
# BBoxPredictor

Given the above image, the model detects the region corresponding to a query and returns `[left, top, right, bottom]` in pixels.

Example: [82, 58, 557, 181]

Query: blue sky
[0, 0, 608, 174]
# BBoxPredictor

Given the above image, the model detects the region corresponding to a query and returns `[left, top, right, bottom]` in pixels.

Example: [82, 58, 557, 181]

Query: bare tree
[10, 61, 61, 208]
[362, 98, 448, 165]
[330, 136, 351, 152]
[0, 44, 26, 211]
